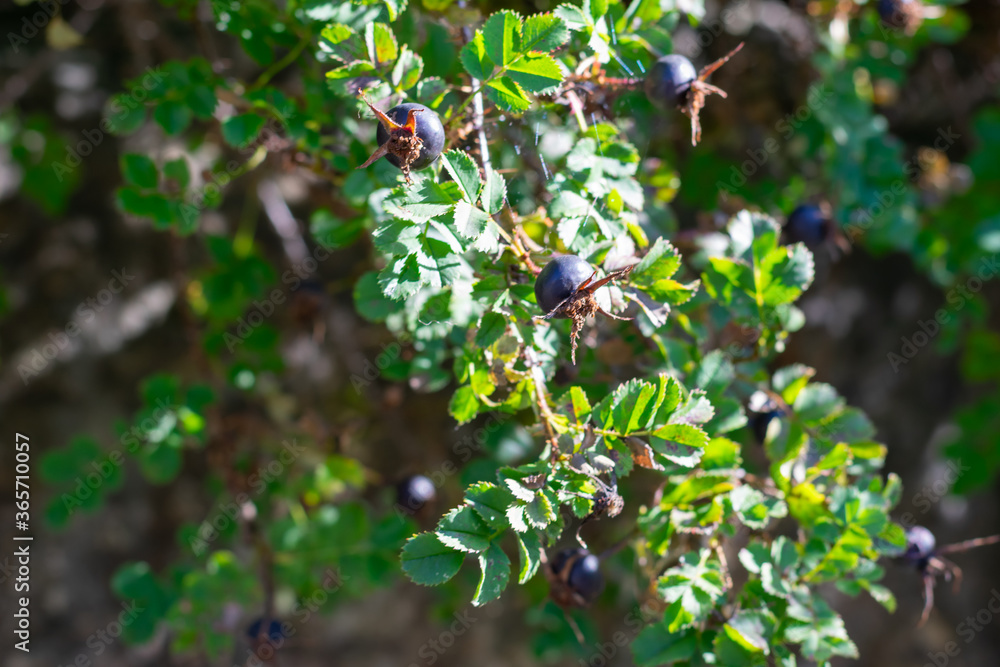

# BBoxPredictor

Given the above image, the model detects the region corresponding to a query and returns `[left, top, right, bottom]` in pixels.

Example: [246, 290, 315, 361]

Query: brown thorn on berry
[681, 42, 744, 146]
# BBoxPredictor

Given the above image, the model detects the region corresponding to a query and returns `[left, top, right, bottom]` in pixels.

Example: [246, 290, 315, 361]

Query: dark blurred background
[1, 0, 999, 665]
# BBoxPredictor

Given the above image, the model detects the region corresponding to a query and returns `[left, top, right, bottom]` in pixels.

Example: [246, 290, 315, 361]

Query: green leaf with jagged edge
[656, 549, 726, 632]
[473, 540, 510, 606]
[401, 532, 465, 585]
[436, 505, 492, 552]
[484, 76, 531, 112]
[482, 10, 522, 67]
[632, 626, 697, 666]
[440, 150, 482, 203]
[465, 482, 514, 530]
[521, 13, 570, 53]
[515, 529, 542, 583]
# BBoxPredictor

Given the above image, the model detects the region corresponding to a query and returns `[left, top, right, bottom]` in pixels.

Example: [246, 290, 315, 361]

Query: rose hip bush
[22, 0, 1000, 665]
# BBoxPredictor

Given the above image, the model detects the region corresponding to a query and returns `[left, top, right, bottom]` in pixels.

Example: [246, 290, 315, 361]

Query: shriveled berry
[534, 255, 595, 316]
[375, 103, 445, 170]
[903, 525, 936, 565]
[644, 54, 697, 109]
[785, 204, 829, 247]
[396, 475, 436, 513]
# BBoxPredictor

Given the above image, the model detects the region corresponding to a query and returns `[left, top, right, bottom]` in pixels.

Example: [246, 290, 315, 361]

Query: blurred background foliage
[0, 0, 999, 665]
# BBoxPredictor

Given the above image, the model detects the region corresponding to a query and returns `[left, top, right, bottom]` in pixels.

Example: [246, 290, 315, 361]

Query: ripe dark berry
[903, 525, 936, 565]
[396, 475, 436, 513]
[246, 617, 285, 645]
[533, 256, 634, 364]
[534, 255, 595, 316]
[642, 43, 744, 145]
[749, 410, 781, 444]
[784, 204, 830, 248]
[644, 55, 697, 109]
[375, 103, 445, 170]
[877, 0, 923, 31]
[549, 548, 604, 605]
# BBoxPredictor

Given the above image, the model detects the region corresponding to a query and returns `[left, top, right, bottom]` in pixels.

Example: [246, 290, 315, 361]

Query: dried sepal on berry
[535, 264, 635, 364]
[683, 42, 744, 146]
[357, 95, 425, 184]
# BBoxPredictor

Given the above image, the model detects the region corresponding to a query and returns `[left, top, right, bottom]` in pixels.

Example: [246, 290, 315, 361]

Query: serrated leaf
[507, 52, 564, 94]
[483, 10, 522, 67]
[515, 530, 542, 583]
[485, 76, 531, 112]
[391, 45, 423, 90]
[504, 477, 537, 502]
[633, 237, 681, 284]
[522, 13, 570, 52]
[524, 492, 555, 528]
[450, 385, 480, 424]
[441, 150, 482, 203]
[506, 505, 528, 532]
[473, 540, 510, 605]
[657, 550, 726, 632]
[326, 60, 377, 79]
[365, 22, 398, 65]
[466, 482, 514, 530]
[459, 32, 495, 81]
[401, 532, 465, 585]
[475, 312, 507, 348]
[436, 506, 492, 552]
[632, 625, 697, 667]
[221, 113, 265, 148]
[481, 167, 507, 214]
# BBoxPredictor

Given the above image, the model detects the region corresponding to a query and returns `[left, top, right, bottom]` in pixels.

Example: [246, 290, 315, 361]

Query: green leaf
[121, 154, 158, 189]
[459, 32, 495, 81]
[365, 22, 398, 65]
[325, 60, 377, 80]
[401, 532, 465, 585]
[391, 45, 423, 90]
[473, 540, 510, 606]
[482, 167, 507, 214]
[632, 625, 697, 666]
[465, 482, 514, 530]
[436, 505, 492, 552]
[483, 10, 522, 67]
[221, 113, 265, 148]
[106, 95, 146, 134]
[515, 530, 542, 583]
[163, 157, 190, 189]
[441, 150, 482, 203]
[484, 76, 531, 113]
[507, 52, 564, 94]
[633, 238, 681, 284]
[153, 100, 192, 136]
[657, 550, 726, 632]
[450, 385, 480, 424]
[475, 312, 507, 348]
[521, 13, 570, 53]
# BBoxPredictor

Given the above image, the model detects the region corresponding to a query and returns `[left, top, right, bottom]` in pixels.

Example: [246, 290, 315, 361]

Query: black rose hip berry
[784, 204, 830, 248]
[534, 255, 595, 316]
[903, 525, 936, 565]
[246, 617, 285, 645]
[643, 43, 744, 145]
[359, 98, 445, 183]
[548, 548, 604, 606]
[533, 256, 634, 364]
[396, 475, 436, 513]
[877, 0, 923, 32]
[645, 55, 697, 108]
